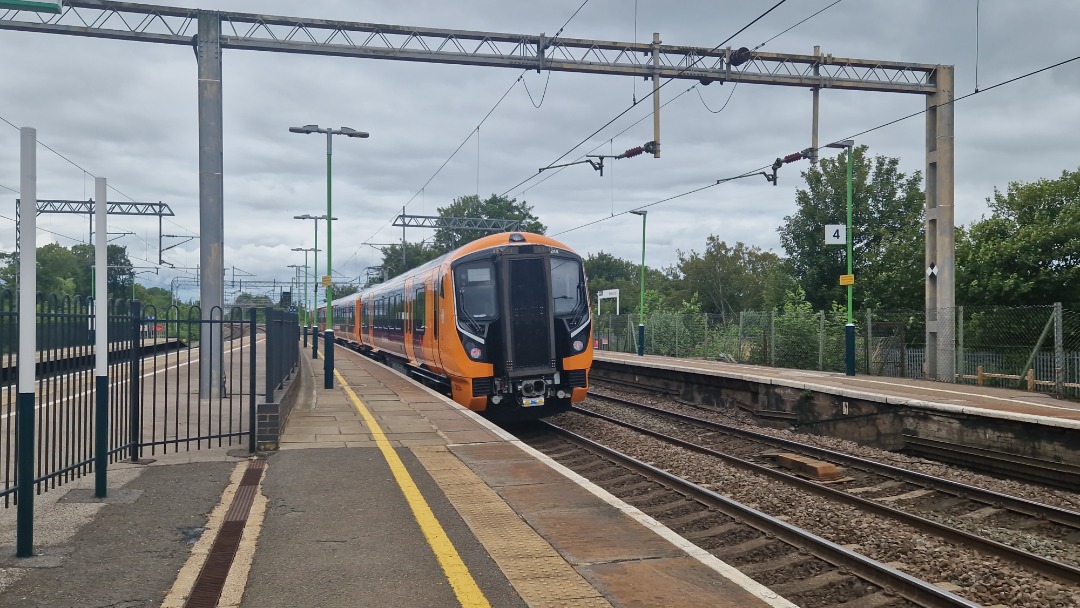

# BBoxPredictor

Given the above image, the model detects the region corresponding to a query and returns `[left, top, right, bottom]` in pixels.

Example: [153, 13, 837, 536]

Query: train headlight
[466, 341, 483, 360]
[572, 339, 584, 352]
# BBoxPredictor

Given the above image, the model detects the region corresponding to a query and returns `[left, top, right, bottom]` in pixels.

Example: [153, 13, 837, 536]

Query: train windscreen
[455, 261, 498, 324]
[550, 257, 584, 316]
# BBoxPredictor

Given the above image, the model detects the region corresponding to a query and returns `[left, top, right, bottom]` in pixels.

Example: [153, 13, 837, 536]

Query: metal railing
[594, 303, 1080, 397]
[0, 300, 264, 504]
[0, 293, 140, 506]
[264, 308, 300, 404]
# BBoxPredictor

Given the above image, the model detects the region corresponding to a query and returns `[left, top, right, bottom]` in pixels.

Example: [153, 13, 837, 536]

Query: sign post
[596, 289, 620, 316]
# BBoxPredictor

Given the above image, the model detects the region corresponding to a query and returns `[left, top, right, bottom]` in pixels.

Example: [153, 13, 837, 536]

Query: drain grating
[185, 459, 265, 608]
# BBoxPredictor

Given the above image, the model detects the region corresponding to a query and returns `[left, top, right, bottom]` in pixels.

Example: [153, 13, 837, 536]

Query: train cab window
[454, 261, 497, 321]
[550, 256, 585, 316]
[413, 286, 426, 333]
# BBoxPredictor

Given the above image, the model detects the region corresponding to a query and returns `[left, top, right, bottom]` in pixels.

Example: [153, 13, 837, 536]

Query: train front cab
[445, 236, 592, 420]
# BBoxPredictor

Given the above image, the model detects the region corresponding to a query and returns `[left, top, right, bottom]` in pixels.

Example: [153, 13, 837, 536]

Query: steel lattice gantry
[13, 197, 174, 256]
[0, 1, 956, 380]
[393, 215, 521, 231]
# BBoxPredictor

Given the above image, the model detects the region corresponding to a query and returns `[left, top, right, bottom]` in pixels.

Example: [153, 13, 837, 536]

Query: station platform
[591, 351, 1080, 488]
[0, 344, 793, 608]
[593, 350, 1080, 426]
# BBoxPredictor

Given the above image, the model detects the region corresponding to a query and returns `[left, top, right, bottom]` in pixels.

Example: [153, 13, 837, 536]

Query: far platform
[592, 351, 1080, 482]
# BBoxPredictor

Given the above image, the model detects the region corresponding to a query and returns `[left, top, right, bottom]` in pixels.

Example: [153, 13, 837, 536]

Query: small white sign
[824, 224, 846, 245]
[597, 289, 620, 298]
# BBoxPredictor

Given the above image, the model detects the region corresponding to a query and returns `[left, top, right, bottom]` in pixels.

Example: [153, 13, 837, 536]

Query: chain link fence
[595, 303, 1080, 398]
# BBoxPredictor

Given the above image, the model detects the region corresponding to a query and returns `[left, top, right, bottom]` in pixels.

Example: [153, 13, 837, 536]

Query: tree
[36, 243, 82, 296]
[134, 285, 174, 312]
[778, 146, 924, 311]
[234, 292, 273, 308]
[71, 243, 135, 300]
[378, 241, 442, 280]
[333, 283, 360, 299]
[431, 194, 545, 253]
[672, 238, 789, 316]
[957, 168, 1080, 307]
[583, 251, 670, 314]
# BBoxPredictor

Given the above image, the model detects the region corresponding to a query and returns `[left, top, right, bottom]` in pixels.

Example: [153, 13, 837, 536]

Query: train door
[403, 277, 416, 363]
[429, 271, 444, 372]
[412, 278, 427, 364]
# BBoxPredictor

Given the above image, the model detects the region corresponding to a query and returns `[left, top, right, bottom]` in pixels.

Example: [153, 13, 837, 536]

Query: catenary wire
[557, 50, 1080, 243]
[751, 0, 843, 51]
[1, 113, 200, 244]
[498, 0, 790, 197]
[551, 165, 770, 237]
[525, 0, 832, 196]
[516, 83, 701, 198]
[0, 213, 85, 244]
[349, 0, 595, 268]
[839, 52, 1080, 143]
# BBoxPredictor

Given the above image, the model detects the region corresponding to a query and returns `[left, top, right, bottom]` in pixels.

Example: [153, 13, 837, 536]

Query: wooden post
[1027, 368, 1035, 391]
[977, 365, 984, 386]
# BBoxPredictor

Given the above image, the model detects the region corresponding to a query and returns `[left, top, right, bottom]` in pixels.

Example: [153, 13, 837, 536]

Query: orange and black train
[317, 232, 593, 420]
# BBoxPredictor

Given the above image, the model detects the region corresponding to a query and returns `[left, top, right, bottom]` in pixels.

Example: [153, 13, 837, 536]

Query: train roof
[326, 231, 578, 308]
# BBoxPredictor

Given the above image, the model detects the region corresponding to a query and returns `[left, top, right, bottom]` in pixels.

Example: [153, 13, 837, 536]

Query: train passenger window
[454, 261, 497, 320]
[551, 257, 585, 315]
[414, 286, 426, 333]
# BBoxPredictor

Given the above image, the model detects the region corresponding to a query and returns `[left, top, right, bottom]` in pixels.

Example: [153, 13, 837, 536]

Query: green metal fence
[595, 303, 1080, 397]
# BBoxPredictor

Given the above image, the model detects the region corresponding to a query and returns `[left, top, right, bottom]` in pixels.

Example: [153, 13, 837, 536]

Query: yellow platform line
[334, 369, 491, 608]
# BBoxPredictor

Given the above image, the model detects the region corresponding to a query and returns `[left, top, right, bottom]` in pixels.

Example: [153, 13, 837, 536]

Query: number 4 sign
[824, 224, 847, 245]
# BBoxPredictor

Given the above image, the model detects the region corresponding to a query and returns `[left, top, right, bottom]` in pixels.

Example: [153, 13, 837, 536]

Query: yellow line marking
[335, 369, 491, 608]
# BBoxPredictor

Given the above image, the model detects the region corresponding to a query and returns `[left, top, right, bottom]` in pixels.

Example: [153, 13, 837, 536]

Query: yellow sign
[322, 275, 332, 287]
[839, 274, 855, 286]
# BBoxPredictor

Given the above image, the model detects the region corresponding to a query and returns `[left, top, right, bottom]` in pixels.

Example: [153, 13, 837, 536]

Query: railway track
[519, 422, 975, 608]
[577, 392, 1080, 585]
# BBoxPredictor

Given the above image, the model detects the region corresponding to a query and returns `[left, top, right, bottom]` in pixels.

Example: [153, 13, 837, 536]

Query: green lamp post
[630, 210, 647, 356]
[290, 125, 368, 388]
[826, 140, 856, 375]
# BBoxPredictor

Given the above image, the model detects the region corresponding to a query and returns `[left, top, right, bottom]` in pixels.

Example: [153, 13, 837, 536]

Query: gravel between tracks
[554, 387, 1080, 608]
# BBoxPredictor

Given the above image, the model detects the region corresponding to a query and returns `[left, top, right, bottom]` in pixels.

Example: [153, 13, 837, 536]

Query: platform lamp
[826, 139, 856, 376]
[291, 246, 319, 348]
[293, 214, 334, 360]
[629, 210, 647, 356]
[290, 124, 369, 389]
[286, 263, 303, 309]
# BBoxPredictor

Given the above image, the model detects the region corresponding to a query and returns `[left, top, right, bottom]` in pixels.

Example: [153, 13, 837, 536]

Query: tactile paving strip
[414, 447, 613, 608]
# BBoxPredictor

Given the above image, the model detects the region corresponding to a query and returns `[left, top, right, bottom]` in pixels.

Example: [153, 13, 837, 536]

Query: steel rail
[568, 404, 1080, 586]
[588, 391, 1080, 529]
[901, 434, 1080, 492]
[540, 421, 981, 608]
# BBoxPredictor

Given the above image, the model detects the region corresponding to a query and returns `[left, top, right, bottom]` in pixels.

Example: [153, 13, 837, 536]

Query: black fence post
[248, 307, 257, 453]
[128, 300, 141, 462]
[265, 307, 275, 405]
[293, 313, 300, 371]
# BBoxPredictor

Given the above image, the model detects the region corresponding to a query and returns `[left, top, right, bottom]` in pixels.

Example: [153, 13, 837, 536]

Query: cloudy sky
[1, 0, 1078, 304]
